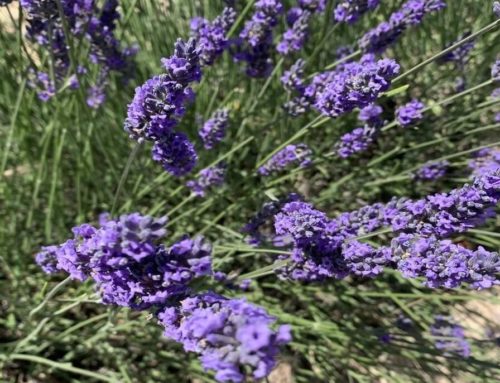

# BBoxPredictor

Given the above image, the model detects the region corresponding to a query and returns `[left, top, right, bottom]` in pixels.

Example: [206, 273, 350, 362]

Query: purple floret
[334, 0, 380, 24]
[199, 109, 230, 149]
[186, 163, 227, 197]
[258, 144, 312, 176]
[35, 245, 60, 274]
[396, 99, 425, 127]
[495, 2, 500, 18]
[157, 293, 292, 382]
[152, 131, 198, 177]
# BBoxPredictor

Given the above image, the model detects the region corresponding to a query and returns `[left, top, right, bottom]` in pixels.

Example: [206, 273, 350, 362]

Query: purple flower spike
[335, 126, 378, 158]
[334, 0, 380, 24]
[392, 234, 500, 289]
[492, 59, 500, 80]
[199, 109, 230, 149]
[22, 0, 135, 104]
[431, 316, 471, 357]
[190, 7, 236, 66]
[468, 147, 500, 178]
[186, 163, 227, 197]
[281, 59, 306, 93]
[494, 2, 500, 18]
[392, 173, 500, 237]
[277, 10, 312, 55]
[359, 0, 446, 54]
[157, 293, 291, 382]
[233, 0, 284, 77]
[438, 32, 475, 69]
[396, 99, 425, 127]
[314, 56, 399, 118]
[152, 131, 198, 177]
[413, 161, 449, 181]
[258, 144, 312, 176]
[124, 74, 193, 142]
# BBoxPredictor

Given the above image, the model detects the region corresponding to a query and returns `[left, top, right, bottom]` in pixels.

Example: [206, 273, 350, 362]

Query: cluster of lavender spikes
[334, 0, 380, 24]
[125, 39, 200, 176]
[277, 0, 326, 55]
[283, 54, 400, 118]
[359, 0, 446, 54]
[258, 144, 312, 176]
[21, 0, 136, 106]
[233, 0, 284, 77]
[270, 173, 500, 288]
[36, 213, 291, 382]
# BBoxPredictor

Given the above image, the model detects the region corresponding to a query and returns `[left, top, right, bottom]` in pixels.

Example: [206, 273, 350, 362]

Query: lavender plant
[2, 0, 500, 382]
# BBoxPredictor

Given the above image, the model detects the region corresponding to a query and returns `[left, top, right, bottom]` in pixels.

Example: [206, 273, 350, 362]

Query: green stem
[248, 57, 285, 114]
[1, 78, 26, 176]
[393, 18, 500, 84]
[8, 354, 118, 382]
[111, 142, 141, 215]
[226, 0, 256, 38]
[236, 260, 290, 282]
[307, 49, 362, 79]
[29, 277, 72, 318]
[255, 115, 328, 169]
[382, 78, 495, 133]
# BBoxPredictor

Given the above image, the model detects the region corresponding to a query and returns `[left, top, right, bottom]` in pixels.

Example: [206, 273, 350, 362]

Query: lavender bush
[1, 1, 500, 382]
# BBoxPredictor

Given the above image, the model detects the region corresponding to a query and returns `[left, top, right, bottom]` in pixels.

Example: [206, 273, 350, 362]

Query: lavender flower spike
[359, 0, 446, 54]
[413, 161, 449, 181]
[334, 0, 380, 24]
[396, 99, 425, 127]
[190, 7, 236, 66]
[186, 163, 227, 197]
[199, 109, 230, 149]
[495, 2, 500, 18]
[258, 144, 312, 176]
[152, 131, 198, 177]
[392, 233, 500, 289]
[158, 293, 292, 382]
[314, 56, 400, 118]
[431, 316, 471, 357]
